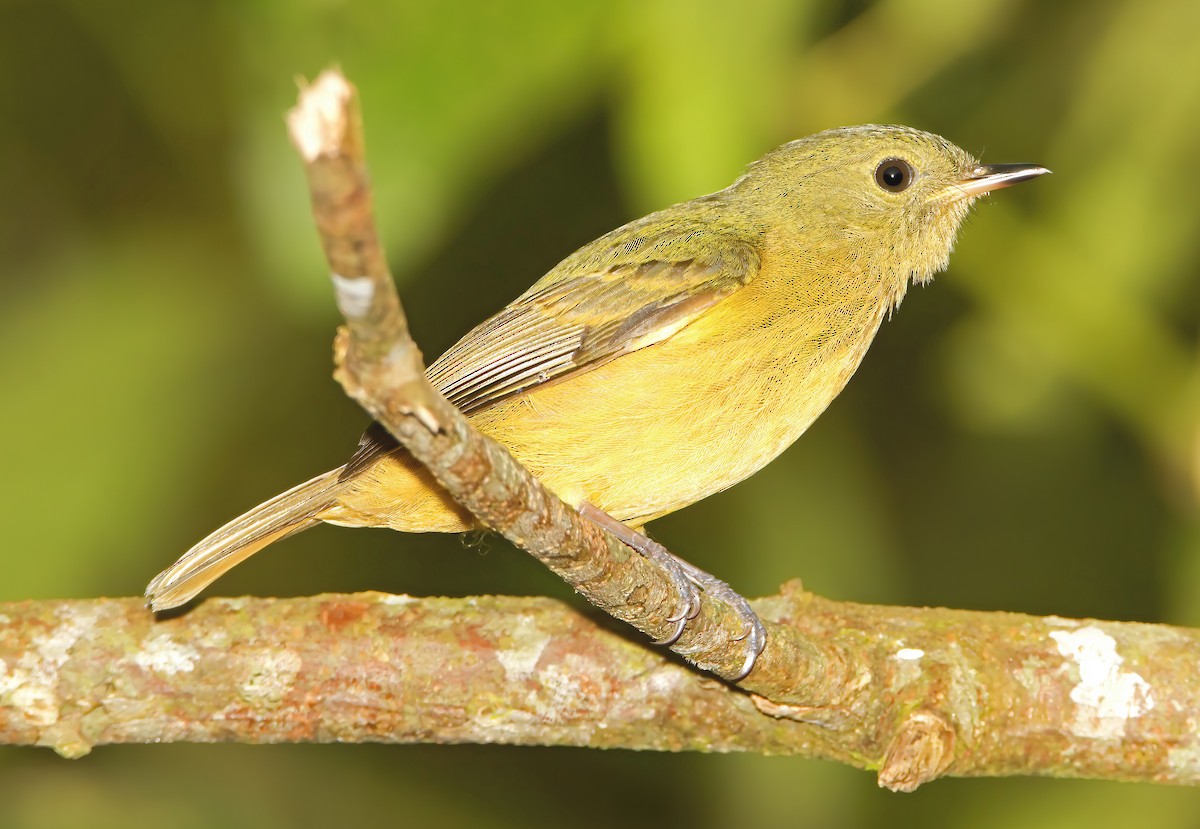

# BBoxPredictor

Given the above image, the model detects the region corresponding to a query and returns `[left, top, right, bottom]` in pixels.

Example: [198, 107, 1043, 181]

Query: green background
[3, 0, 1199, 826]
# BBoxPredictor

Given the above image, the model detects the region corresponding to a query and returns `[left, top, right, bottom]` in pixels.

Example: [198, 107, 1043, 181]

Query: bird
[146, 124, 1047, 674]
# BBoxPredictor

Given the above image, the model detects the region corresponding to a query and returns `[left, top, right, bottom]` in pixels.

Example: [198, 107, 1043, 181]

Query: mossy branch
[2, 591, 1199, 790]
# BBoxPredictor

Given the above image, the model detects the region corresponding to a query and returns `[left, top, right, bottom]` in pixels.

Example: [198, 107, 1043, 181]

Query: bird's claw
[651, 558, 705, 645]
[731, 608, 768, 681]
[672, 558, 767, 680]
[654, 615, 688, 647]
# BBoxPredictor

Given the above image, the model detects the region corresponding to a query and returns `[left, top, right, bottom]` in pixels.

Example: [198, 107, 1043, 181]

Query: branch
[3, 591, 1199, 790]
[270, 69, 1200, 790]
[285, 69, 822, 692]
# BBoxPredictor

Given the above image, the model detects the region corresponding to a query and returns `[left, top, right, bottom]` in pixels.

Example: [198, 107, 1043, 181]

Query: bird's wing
[340, 216, 760, 479]
[429, 232, 760, 413]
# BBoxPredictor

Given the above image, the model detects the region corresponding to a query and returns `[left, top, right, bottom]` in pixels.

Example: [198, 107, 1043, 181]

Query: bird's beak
[952, 163, 1051, 199]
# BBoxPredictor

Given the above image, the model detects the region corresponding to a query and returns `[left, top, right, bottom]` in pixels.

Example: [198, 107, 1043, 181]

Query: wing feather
[429, 235, 759, 413]
[342, 212, 762, 479]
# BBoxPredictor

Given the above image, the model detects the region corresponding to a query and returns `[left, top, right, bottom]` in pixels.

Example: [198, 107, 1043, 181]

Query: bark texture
[1, 590, 1197, 790]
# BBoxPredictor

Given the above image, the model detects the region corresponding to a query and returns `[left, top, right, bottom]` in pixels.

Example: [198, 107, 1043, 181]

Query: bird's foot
[579, 503, 766, 680]
[666, 553, 767, 680]
[579, 503, 700, 644]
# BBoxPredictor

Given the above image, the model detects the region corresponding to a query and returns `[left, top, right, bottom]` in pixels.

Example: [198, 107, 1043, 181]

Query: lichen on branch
[2, 591, 1199, 790]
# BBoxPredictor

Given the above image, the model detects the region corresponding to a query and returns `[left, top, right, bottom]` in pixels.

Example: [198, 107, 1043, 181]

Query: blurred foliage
[2, 0, 1199, 826]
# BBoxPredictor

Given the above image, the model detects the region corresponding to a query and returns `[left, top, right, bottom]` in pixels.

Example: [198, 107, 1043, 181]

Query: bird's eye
[875, 158, 914, 193]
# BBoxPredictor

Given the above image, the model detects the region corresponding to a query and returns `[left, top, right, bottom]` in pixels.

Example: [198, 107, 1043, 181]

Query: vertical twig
[284, 69, 834, 693]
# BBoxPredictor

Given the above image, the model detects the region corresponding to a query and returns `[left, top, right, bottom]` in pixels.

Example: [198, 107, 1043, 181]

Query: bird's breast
[469, 257, 890, 525]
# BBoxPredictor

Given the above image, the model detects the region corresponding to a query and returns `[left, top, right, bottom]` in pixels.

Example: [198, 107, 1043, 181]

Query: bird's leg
[578, 503, 767, 680]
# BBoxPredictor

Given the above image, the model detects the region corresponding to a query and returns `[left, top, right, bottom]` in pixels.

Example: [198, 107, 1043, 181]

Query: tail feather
[145, 468, 347, 611]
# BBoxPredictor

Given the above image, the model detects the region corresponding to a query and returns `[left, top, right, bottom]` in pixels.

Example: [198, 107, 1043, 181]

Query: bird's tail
[145, 468, 347, 611]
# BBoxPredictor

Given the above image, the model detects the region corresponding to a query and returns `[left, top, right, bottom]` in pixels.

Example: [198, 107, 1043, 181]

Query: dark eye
[875, 158, 914, 193]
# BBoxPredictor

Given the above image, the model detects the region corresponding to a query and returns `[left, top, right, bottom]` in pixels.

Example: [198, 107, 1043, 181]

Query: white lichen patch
[471, 653, 604, 742]
[2, 652, 55, 724]
[533, 662, 588, 725]
[134, 633, 199, 676]
[332, 273, 375, 318]
[240, 649, 303, 706]
[0, 657, 38, 717]
[1050, 626, 1154, 739]
[644, 665, 687, 696]
[35, 605, 101, 668]
[288, 70, 354, 161]
[11, 683, 58, 726]
[198, 629, 231, 649]
[0, 605, 103, 727]
[378, 593, 418, 606]
[495, 615, 550, 682]
[1168, 744, 1200, 776]
[892, 646, 926, 690]
[626, 665, 692, 720]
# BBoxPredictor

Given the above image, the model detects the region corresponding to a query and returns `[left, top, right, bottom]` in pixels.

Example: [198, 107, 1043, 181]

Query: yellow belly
[331, 267, 888, 533]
